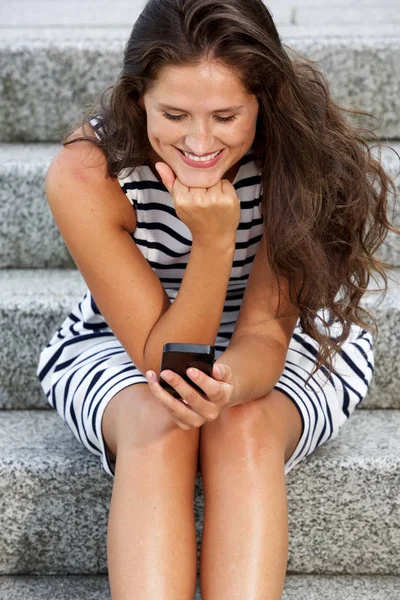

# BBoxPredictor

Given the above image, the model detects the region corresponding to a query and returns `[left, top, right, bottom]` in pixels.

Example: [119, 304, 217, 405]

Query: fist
[155, 161, 241, 245]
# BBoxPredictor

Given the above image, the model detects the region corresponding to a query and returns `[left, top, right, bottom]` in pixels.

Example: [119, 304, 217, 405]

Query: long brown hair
[63, 0, 399, 380]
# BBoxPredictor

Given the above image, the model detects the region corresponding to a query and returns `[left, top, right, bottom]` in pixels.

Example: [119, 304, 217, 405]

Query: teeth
[182, 149, 221, 162]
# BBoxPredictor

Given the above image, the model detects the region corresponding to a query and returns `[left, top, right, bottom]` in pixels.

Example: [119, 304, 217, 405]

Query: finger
[155, 161, 190, 199]
[160, 370, 201, 405]
[154, 162, 176, 194]
[212, 362, 233, 384]
[213, 363, 222, 379]
[186, 368, 227, 408]
[220, 178, 237, 195]
[147, 373, 204, 427]
[187, 368, 232, 413]
[153, 387, 196, 429]
[160, 370, 218, 421]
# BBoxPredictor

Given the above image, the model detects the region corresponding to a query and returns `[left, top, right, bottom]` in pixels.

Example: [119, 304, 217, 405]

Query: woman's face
[139, 60, 259, 186]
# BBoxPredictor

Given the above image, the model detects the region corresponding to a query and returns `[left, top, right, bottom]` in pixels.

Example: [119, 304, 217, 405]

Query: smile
[175, 147, 225, 168]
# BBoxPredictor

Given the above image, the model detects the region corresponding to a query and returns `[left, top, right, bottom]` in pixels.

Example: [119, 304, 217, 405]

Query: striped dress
[36, 118, 374, 479]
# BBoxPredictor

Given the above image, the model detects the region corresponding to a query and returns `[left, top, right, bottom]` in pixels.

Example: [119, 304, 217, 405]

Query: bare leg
[101, 384, 201, 600]
[199, 390, 303, 600]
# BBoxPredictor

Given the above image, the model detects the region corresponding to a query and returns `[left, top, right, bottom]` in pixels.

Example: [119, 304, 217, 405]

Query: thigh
[101, 382, 200, 462]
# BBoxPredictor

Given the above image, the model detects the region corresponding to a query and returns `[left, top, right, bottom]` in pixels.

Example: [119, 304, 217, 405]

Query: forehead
[151, 60, 248, 98]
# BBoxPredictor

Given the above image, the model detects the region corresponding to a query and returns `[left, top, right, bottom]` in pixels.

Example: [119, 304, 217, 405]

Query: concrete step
[0, 144, 74, 269]
[0, 142, 398, 268]
[0, 575, 112, 600]
[0, 573, 399, 600]
[0, 29, 399, 141]
[0, 268, 399, 410]
[0, 409, 398, 575]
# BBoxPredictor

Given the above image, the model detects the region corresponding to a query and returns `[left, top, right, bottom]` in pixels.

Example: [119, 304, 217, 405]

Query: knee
[200, 399, 288, 474]
[201, 392, 304, 470]
[202, 399, 273, 449]
[103, 384, 200, 460]
[220, 400, 265, 430]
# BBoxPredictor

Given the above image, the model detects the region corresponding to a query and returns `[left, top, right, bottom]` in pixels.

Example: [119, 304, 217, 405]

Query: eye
[162, 113, 184, 121]
[162, 112, 236, 123]
[216, 115, 237, 123]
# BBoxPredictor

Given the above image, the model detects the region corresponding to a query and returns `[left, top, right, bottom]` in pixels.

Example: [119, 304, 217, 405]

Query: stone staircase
[0, 1, 399, 598]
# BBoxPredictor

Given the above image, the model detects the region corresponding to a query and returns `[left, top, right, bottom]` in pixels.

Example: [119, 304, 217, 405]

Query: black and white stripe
[36, 116, 374, 478]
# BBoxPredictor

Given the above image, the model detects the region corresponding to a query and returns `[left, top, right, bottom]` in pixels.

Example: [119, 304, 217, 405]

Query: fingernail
[215, 365, 221, 377]
[146, 371, 156, 382]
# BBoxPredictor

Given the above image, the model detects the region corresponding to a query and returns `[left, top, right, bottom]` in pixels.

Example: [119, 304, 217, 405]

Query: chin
[177, 169, 221, 182]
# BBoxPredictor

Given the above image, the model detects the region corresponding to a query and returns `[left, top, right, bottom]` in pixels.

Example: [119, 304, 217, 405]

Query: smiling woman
[137, 61, 259, 184]
[58, 0, 397, 383]
[35, 0, 399, 598]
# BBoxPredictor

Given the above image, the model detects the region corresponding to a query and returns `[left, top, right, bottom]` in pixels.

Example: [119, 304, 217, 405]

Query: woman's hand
[145, 362, 236, 430]
[155, 161, 240, 247]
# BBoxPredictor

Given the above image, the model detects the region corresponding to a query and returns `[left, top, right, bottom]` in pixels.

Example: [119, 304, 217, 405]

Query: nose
[184, 120, 216, 156]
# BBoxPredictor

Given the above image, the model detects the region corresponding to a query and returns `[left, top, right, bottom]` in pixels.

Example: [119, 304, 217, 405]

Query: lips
[176, 146, 226, 169]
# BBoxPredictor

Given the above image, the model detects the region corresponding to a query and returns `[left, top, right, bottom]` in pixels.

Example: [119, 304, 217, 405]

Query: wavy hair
[63, 0, 400, 380]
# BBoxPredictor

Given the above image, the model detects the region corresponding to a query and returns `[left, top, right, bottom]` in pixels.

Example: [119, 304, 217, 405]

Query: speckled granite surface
[0, 409, 398, 575]
[282, 575, 400, 600]
[0, 574, 399, 600]
[0, 144, 74, 269]
[0, 269, 399, 409]
[0, 35, 399, 142]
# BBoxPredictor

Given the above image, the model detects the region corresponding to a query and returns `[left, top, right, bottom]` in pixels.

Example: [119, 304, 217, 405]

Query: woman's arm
[46, 137, 238, 379]
[216, 234, 300, 407]
[143, 237, 236, 376]
[143, 163, 241, 376]
[216, 325, 297, 408]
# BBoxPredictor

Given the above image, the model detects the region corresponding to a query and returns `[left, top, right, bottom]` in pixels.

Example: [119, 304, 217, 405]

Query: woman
[36, 0, 398, 598]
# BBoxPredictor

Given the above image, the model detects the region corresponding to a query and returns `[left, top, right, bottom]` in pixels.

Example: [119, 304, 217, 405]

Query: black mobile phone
[159, 343, 215, 399]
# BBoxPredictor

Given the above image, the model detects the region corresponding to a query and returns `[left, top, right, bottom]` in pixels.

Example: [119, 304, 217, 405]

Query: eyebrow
[157, 103, 245, 113]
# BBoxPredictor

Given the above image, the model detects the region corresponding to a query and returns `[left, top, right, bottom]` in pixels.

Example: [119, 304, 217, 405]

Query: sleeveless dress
[36, 117, 374, 478]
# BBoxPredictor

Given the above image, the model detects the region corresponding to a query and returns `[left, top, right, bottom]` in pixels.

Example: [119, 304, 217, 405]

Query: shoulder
[47, 123, 137, 233]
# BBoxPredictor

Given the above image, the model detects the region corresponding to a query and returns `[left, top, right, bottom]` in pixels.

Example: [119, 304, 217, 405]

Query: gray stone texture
[0, 576, 112, 600]
[0, 573, 399, 600]
[0, 410, 398, 576]
[1, 0, 400, 143]
[0, 144, 74, 269]
[0, 268, 399, 410]
[282, 574, 400, 600]
[1, 35, 400, 142]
